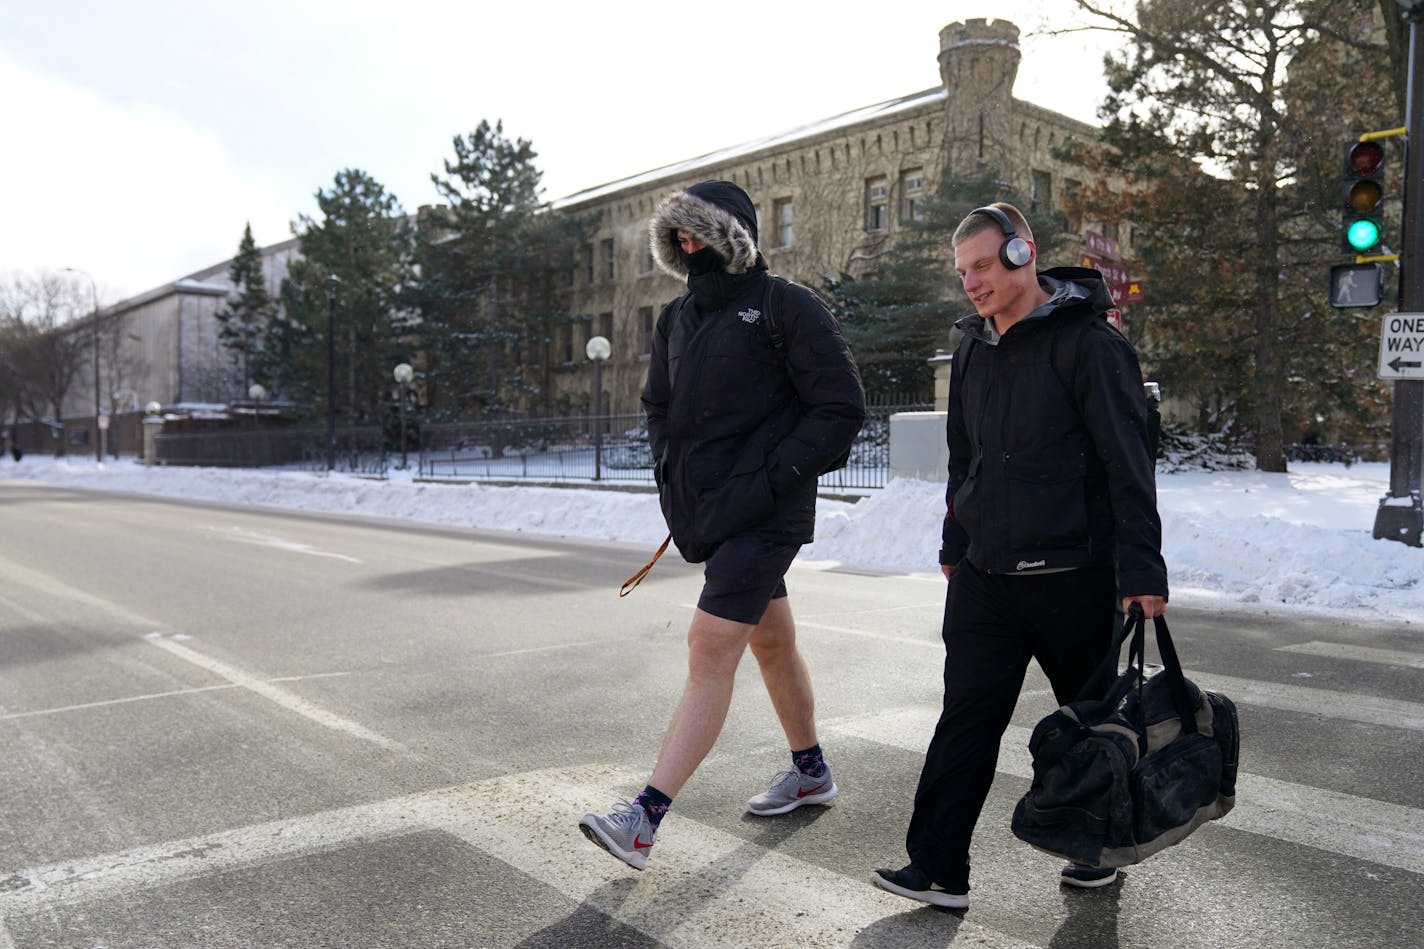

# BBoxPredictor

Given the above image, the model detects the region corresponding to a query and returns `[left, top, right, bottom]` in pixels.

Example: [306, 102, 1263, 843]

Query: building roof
[550, 86, 947, 209]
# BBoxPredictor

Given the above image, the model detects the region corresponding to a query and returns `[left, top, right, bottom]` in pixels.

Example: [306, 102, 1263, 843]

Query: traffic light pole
[1376, 8, 1424, 546]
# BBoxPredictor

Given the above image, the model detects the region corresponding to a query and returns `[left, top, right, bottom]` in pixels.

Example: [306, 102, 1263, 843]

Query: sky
[0, 1, 1122, 304]
[3, 456, 1421, 629]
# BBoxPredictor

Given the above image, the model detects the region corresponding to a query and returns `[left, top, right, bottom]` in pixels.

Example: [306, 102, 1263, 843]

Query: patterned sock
[792, 744, 827, 779]
[634, 785, 672, 830]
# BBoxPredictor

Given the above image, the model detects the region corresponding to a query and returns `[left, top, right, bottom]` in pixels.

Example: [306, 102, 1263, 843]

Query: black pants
[905, 560, 1116, 891]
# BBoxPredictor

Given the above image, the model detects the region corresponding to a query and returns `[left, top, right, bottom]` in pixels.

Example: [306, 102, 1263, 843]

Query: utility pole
[1376, 2, 1424, 546]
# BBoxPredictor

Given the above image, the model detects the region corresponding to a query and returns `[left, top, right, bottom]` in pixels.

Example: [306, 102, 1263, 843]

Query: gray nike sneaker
[745, 766, 838, 816]
[579, 801, 655, 870]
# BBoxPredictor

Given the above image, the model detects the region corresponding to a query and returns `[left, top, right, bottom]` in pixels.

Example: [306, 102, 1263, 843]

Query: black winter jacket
[643, 181, 865, 563]
[940, 267, 1168, 599]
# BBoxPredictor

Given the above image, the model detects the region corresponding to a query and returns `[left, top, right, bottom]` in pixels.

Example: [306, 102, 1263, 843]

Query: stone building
[40, 16, 1123, 456]
[551, 17, 1115, 416]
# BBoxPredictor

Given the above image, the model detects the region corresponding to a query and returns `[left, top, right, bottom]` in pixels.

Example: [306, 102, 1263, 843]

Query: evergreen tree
[213, 223, 276, 396]
[262, 169, 414, 426]
[1070, 0, 1399, 468]
[823, 168, 1073, 399]
[411, 119, 593, 421]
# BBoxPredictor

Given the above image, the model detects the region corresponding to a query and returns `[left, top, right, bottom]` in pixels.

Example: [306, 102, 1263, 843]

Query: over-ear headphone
[971, 206, 1033, 270]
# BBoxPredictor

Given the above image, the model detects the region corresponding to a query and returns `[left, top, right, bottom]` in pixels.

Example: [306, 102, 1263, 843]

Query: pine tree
[214, 223, 276, 396]
[1070, 0, 1399, 467]
[261, 169, 414, 427]
[411, 120, 593, 422]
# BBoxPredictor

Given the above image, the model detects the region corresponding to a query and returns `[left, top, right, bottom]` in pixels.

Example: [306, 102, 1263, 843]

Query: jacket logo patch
[1016, 560, 1047, 571]
[738, 308, 762, 324]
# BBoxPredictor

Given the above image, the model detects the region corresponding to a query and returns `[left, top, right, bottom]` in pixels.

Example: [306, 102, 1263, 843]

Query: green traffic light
[1346, 218, 1381, 252]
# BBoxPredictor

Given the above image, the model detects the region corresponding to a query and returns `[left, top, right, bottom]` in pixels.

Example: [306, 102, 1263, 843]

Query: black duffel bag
[1010, 606, 1239, 869]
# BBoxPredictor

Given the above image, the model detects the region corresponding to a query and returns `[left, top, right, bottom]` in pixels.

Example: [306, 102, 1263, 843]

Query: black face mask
[684, 246, 723, 276]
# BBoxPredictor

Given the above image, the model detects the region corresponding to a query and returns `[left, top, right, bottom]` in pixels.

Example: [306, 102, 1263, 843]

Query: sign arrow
[1389, 356, 1423, 372]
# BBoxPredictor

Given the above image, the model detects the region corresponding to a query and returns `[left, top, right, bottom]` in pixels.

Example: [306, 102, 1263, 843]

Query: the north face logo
[739, 308, 761, 324]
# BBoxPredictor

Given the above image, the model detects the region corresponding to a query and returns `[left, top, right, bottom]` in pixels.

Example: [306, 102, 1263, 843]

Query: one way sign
[1379, 312, 1424, 380]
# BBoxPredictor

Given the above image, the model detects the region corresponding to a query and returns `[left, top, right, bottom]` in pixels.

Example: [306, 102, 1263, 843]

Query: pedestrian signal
[1342, 140, 1385, 255]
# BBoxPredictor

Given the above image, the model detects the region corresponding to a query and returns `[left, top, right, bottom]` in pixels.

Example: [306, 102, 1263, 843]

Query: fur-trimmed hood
[649, 179, 762, 278]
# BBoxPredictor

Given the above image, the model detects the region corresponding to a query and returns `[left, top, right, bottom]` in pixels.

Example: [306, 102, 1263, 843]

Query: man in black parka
[872, 203, 1168, 909]
[580, 180, 865, 870]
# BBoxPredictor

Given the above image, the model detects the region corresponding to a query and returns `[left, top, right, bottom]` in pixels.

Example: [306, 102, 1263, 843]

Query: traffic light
[1342, 139, 1385, 255]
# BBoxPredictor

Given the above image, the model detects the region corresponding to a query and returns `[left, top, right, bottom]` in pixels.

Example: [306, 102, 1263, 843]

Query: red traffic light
[1348, 140, 1384, 177]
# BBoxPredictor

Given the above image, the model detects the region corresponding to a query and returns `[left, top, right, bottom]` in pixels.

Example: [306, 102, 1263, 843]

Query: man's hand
[1123, 594, 1167, 618]
[942, 564, 954, 581]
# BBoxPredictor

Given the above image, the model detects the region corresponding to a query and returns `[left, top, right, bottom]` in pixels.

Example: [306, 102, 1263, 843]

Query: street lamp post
[63, 267, 102, 463]
[585, 335, 611, 481]
[324, 275, 340, 471]
[393, 363, 413, 471]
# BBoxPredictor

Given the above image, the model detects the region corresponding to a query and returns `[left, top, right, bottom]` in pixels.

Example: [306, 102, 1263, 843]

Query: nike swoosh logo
[634, 834, 653, 850]
[797, 782, 829, 798]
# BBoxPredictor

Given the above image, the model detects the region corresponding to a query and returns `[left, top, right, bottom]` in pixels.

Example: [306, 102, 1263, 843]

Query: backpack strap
[761, 275, 789, 351]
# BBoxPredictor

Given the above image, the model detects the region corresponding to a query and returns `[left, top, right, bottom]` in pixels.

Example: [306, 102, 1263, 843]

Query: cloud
[0, 51, 293, 301]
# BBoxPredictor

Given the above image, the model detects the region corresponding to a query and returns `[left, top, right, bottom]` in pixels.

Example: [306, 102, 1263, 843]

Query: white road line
[145, 636, 402, 751]
[1187, 671, 1424, 731]
[825, 706, 1424, 876]
[1277, 641, 1424, 669]
[206, 525, 362, 563]
[796, 621, 1424, 733]
[0, 554, 162, 628]
[0, 766, 1042, 949]
[0, 673, 352, 723]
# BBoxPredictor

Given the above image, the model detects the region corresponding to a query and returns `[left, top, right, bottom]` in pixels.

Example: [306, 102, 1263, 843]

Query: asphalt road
[0, 482, 1420, 949]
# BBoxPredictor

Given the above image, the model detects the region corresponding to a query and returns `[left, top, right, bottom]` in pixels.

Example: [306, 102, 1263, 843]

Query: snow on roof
[550, 87, 946, 209]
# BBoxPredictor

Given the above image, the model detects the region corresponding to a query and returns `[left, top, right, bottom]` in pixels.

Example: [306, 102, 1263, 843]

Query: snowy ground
[3, 456, 1420, 628]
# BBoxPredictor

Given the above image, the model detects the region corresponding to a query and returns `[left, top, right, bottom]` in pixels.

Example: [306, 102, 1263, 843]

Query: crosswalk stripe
[797, 619, 1424, 733]
[0, 766, 1042, 949]
[824, 707, 1424, 876]
[1276, 641, 1424, 669]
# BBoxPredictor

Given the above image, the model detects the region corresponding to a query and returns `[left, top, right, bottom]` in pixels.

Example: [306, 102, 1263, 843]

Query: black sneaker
[870, 865, 969, 910]
[1060, 863, 1119, 889]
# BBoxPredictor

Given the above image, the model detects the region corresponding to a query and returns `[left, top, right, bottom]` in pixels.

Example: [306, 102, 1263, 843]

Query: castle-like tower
[938, 19, 1022, 174]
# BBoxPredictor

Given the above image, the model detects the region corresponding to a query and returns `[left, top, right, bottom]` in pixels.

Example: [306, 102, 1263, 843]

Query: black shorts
[697, 534, 802, 625]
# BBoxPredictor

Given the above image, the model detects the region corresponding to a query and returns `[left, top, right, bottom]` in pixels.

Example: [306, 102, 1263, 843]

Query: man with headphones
[872, 202, 1168, 910]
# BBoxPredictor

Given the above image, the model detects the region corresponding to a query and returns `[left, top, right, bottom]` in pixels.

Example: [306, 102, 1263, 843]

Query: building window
[601, 239, 615, 281]
[640, 306, 655, 354]
[1030, 170, 1052, 216]
[559, 323, 575, 364]
[582, 244, 594, 285]
[639, 245, 654, 275]
[598, 312, 613, 348]
[772, 198, 793, 248]
[1102, 222, 1119, 242]
[899, 168, 925, 223]
[865, 176, 889, 231]
[1063, 179, 1082, 234]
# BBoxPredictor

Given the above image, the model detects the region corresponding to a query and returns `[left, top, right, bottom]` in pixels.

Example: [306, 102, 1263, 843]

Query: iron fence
[153, 425, 390, 476]
[416, 400, 926, 490]
[147, 400, 931, 489]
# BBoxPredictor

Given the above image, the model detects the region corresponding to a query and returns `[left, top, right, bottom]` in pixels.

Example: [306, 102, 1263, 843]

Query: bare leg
[748, 596, 818, 752]
[648, 608, 757, 798]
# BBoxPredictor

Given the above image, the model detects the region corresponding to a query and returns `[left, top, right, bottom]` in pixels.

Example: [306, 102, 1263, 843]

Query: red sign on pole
[1080, 255, 1144, 306]
[1084, 230, 1122, 262]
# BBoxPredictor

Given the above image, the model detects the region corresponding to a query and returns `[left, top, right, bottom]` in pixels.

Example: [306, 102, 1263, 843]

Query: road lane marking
[1276, 641, 1424, 669]
[794, 620, 1424, 733]
[825, 707, 1424, 876]
[205, 525, 362, 563]
[0, 765, 1041, 949]
[145, 635, 402, 751]
[0, 554, 162, 629]
[0, 673, 352, 723]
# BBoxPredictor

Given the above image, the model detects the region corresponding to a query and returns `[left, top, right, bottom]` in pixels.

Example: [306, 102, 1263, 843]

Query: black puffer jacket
[643, 180, 865, 563]
[941, 267, 1168, 598]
